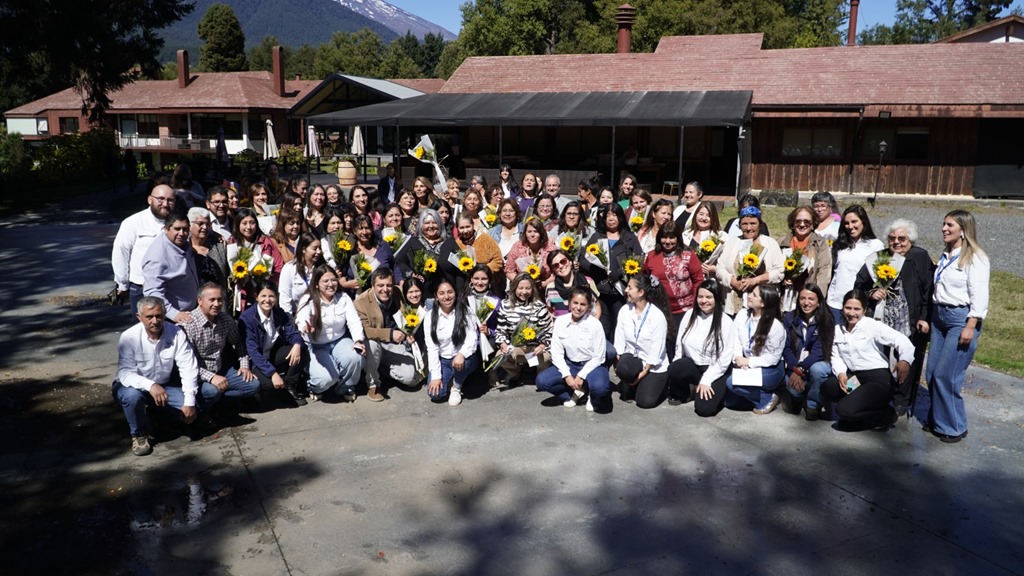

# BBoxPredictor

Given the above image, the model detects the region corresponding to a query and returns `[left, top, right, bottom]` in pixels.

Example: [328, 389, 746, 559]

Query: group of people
[111, 164, 990, 456]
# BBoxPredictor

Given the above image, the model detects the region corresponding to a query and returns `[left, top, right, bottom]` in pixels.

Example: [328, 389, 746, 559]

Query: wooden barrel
[337, 159, 357, 186]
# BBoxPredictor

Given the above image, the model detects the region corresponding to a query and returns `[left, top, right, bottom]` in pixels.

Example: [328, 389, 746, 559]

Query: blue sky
[386, 0, 1023, 38]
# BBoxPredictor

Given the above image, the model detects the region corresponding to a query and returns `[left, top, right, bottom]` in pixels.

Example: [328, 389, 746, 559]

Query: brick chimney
[616, 4, 637, 54]
[177, 50, 190, 88]
[848, 0, 860, 46]
[272, 46, 286, 96]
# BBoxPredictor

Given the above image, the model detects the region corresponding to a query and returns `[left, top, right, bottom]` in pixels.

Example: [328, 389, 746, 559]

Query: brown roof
[441, 35, 1024, 107]
[388, 78, 447, 94]
[935, 14, 1024, 43]
[5, 72, 321, 116]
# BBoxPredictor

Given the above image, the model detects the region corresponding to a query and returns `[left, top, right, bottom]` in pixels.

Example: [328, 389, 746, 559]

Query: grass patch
[972, 270, 1024, 378]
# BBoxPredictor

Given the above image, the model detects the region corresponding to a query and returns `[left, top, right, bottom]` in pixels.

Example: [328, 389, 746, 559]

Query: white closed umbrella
[350, 126, 365, 157]
[263, 119, 279, 160]
[306, 124, 320, 158]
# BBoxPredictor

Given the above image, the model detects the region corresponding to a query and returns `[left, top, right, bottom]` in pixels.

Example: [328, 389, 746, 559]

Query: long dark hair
[430, 279, 468, 349]
[789, 283, 833, 362]
[547, 249, 586, 301]
[505, 272, 542, 307]
[597, 203, 629, 234]
[654, 220, 687, 255]
[294, 232, 324, 278]
[232, 207, 265, 245]
[556, 200, 586, 235]
[682, 278, 727, 358]
[402, 276, 426, 307]
[349, 185, 381, 217]
[632, 273, 676, 345]
[352, 214, 379, 249]
[643, 198, 674, 233]
[751, 283, 782, 356]
[834, 204, 877, 253]
[299, 265, 339, 338]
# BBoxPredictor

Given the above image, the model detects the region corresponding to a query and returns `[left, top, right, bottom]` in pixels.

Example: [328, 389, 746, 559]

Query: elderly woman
[716, 206, 784, 316]
[811, 191, 841, 241]
[396, 208, 448, 295]
[853, 218, 933, 416]
[777, 205, 832, 312]
[188, 207, 228, 289]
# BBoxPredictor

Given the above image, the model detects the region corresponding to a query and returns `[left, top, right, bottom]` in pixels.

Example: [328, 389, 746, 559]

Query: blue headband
[739, 206, 762, 218]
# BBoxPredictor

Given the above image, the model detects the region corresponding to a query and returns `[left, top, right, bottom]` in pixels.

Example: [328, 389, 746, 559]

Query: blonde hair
[946, 209, 987, 268]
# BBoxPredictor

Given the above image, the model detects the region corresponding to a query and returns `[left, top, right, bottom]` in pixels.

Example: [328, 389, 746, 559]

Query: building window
[192, 113, 243, 139]
[36, 118, 49, 136]
[58, 117, 80, 134]
[781, 127, 843, 159]
[138, 114, 159, 137]
[861, 127, 929, 161]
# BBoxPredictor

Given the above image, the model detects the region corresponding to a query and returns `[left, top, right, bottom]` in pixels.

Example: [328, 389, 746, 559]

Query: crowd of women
[179, 164, 989, 443]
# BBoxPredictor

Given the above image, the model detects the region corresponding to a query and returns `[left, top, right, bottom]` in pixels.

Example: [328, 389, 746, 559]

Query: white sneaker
[585, 397, 594, 412]
[448, 387, 463, 406]
[563, 389, 585, 408]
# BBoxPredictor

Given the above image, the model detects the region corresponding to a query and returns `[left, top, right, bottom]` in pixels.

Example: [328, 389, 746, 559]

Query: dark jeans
[620, 370, 670, 409]
[821, 367, 893, 424]
[598, 291, 627, 341]
[252, 338, 310, 396]
[895, 330, 929, 408]
[667, 357, 730, 417]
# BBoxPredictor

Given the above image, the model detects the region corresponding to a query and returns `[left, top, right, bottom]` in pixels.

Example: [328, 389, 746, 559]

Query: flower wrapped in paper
[381, 227, 408, 254]
[735, 242, 763, 279]
[393, 304, 426, 374]
[515, 256, 542, 280]
[407, 134, 449, 196]
[349, 253, 379, 289]
[695, 232, 726, 264]
[483, 206, 498, 228]
[616, 252, 645, 296]
[472, 295, 500, 361]
[484, 317, 539, 372]
[448, 246, 477, 274]
[332, 235, 354, 269]
[412, 249, 438, 276]
[557, 232, 580, 261]
[782, 247, 806, 281]
[584, 239, 609, 270]
[871, 252, 900, 290]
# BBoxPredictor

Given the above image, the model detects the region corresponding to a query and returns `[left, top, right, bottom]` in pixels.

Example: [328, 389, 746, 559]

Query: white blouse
[294, 293, 365, 345]
[734, 310, 786, 368]
[674, 310, 736, 386]
[831, 316, 915, 375]
[827, 238, 886, 309]
[932, 249, 990, 319]
[551, 313, 606, 381]
[278, 260, 311, 316]
[424, 307, 479, 376]
[613, 302, 668, 373]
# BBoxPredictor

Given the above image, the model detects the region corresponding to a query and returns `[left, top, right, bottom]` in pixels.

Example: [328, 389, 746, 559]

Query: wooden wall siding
[749, 117, 980, 196]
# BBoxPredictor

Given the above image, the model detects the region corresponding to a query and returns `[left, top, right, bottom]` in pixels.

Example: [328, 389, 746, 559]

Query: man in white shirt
[111, 183, 176, 313]
[543, 174, 570, 214]
[112, 297, 219, 456]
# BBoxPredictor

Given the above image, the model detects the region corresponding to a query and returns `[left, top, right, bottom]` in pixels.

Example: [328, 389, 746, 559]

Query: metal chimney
[848, 0, 860, 46]
[616, 4, 637, 54]
[176, 50, 190, 88]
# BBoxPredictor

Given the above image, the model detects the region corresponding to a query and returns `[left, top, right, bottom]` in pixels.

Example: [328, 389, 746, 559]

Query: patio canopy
[307, 91, 752, 127]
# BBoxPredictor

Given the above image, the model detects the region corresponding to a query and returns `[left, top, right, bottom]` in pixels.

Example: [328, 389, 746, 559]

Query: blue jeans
[536, 357, 611, 402]
[308, 337, 365, 396]
[203, 366, 261, 401]
[926, 304, 979, 437]
[427, 353, 479, 400]
[726, 361, 786, 409]
[785, 361, 831, 410]
[112, 379, 221, 437]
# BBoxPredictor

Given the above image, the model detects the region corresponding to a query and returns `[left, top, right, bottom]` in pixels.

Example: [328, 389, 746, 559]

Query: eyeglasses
[209, 200, 228, 206]
[553, 259, 570, 269]
[888, 235, 909, 243]
[150, 196, 175, 204]
[794, 219, 813, 226]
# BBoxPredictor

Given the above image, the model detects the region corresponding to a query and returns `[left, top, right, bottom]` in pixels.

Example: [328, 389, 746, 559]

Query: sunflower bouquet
[735, 243, 764, 279]
[629, 214, 645, 233]
[349, 253, 378, 289]
[393, 303, 426, 374]
[229, 246, 272, 286]
[618, 253, 644, 280]
[474, 296, 499, 326]
[448, 246, 477, 274]
[782, 247, 806, 281]
[333, 235, 354, 269]
[412, 249, 438, 276]
[696, 232, 726, 263]
[382, 228, 407, 254]
[557, 232, 580, 261]
[584, 239, 609, 270]
[515, 256, 542, 280]
[483, 318, 540, 372]
[871, 252, 899, 290]
[483, 206, 498, 228]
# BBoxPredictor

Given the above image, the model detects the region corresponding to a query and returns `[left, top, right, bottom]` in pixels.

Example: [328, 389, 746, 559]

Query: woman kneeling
[536, 289, 613, 413]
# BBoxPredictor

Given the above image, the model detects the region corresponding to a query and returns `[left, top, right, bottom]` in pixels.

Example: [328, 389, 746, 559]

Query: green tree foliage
[435, 38, 470, 79]
[859, 0, 1013, 44]
[419, 33, 447, 78]
[0, 0, 193, 122]
[378, 41, 424, 78]
[197, 3, 248, 72]
[0, 125, 32, 179]
[30, 129, 120, 185]
[313, 28, 386, 78]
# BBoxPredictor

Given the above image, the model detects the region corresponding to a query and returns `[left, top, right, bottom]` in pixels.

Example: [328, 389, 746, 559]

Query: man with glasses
[112, 183, 177, 313]
[205, 186, 233, 241]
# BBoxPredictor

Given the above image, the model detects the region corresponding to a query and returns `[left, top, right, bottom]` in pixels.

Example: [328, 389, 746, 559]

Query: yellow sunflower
[624, 260, 641, 275]
[521, 327, 537, 341]
[877, 264, 898, 280]
[423, 259, 438, 273]
[458, 256, 474, 272]
[630, 215, 644, 226]
[560, 236, 575, 251]
[383, 234, 396, 244]
[414, 147, 424, 159]
[251, 263, 269, 277]
[486, 300, 496, 309]
[271, 208, 280, 216]
[405, 314, 420, 328]
[743, 253, 760, 268]
[699, 239, 717, 253]
[586, 244, 600, 255]
[784, 258, 797, 271]
[485, 214, 497, 225]
[232, 261, 248, 279]
[336, 239, 352, 252]
[525, 264, 540, 279]
[359, 261, 372, 272]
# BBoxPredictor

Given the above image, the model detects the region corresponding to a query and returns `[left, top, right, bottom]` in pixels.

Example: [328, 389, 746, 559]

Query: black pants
[894, 331, 928, 408]
[821, 368, 892, 423]
[598, 291, 627, 341]
[252, 338, 310, 395]
[620, 370, 670, 409]
[668, 357, 729, 417]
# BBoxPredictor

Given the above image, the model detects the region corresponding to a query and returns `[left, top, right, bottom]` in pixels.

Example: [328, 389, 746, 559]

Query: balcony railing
[119, 134, 264, 154]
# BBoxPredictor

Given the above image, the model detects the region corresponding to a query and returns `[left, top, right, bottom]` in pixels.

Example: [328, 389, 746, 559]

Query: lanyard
[633, 304, 651, 354]
[746, 314, 756, 356]
[935, 251, 959, 284]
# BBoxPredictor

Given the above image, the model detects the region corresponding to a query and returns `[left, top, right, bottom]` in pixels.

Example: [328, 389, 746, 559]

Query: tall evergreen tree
[197, 3, 247, 72]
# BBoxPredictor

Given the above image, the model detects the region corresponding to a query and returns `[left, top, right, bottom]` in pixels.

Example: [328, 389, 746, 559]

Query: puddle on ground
[128, 474, 234, 532]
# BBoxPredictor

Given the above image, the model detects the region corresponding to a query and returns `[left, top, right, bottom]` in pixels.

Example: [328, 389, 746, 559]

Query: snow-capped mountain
[334, 0, 457, 41]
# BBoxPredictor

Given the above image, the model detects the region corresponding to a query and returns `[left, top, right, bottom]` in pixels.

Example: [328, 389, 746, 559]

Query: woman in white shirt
[667, 278, 736, 417]
[536, 289, 613, 413]
[821, 289, 914, 430]
[725, 283, 787, 414]
[614, 274, 672, 408]
[925, 210, 990, 443]
[294, 265, 366, 402]
[279, 233, 324, 316]
[424, 279, 479, 406]
[826, 205, 885, 322]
